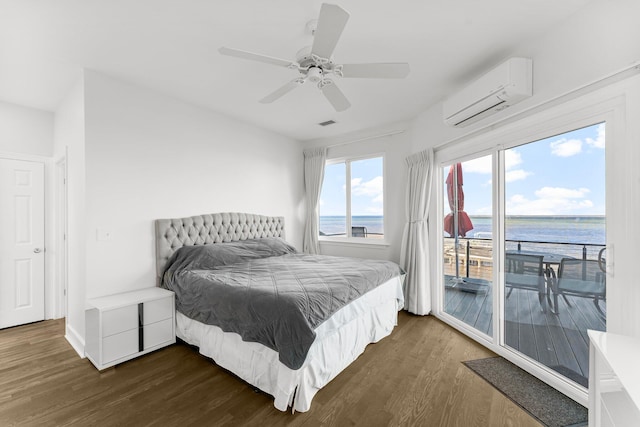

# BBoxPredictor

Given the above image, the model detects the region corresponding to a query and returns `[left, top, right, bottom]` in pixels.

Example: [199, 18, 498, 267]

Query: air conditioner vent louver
[452, 99, 507, 127]
[443, 57, 532, 127]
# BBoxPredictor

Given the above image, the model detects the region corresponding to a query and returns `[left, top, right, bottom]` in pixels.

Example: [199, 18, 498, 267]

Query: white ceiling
[0, 0, 593, 141]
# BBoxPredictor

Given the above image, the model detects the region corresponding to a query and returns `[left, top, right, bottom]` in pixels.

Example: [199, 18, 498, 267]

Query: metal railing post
[466, 240, 470, 278]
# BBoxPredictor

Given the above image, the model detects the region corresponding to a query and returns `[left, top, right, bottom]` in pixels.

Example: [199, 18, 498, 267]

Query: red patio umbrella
[444, 163, 474, 237]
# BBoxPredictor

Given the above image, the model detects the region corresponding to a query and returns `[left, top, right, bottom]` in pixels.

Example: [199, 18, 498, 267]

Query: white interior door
[0, 158, 45, 329]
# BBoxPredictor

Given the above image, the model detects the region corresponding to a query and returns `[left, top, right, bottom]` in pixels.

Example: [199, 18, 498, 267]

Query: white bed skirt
[175, 275, 405, 412]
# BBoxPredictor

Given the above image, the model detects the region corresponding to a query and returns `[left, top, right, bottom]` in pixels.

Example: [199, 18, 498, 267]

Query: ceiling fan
[219, 3, 410, 112]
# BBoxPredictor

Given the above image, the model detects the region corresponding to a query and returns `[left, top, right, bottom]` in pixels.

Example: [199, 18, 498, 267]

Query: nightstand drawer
[102, 305, 138, 337]
[143, 297, 173, 325]
[144, 318, 174, 349]
[103, 328, 138, 363]
[86, 288, 175, 370]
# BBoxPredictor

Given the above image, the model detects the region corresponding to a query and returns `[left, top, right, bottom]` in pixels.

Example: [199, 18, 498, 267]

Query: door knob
[34, 248, 42, 253]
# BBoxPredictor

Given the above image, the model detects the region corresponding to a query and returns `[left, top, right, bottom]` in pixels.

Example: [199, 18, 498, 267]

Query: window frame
[318, 153, 388, 246]
[432, 93, 625, 408]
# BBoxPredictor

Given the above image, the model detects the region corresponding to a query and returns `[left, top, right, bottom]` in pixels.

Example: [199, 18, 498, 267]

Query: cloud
[351, 176, 384, 213]
[461, 150, 531, 186]
[505, 150, 524, 171]
[550, 138, 582, 157]
[586, 123, 606, 149]
[474, 205, 493, 215]
[352, 176, 383, 197]
[363, 205, 383, 215]
[534, 186, 590, 199]
[461, 150, 524, 174]
[348, 177, 361, 191]
[462, 156, 492, 174]
[549, 124, 605, 156]
[505, 169, 532, 182]
[506, 186, 594, 215]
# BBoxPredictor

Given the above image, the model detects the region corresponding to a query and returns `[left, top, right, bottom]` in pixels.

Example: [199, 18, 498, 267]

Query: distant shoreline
[320, 215, 605, 218]
[470, 215, 605, 219]
[320, 215, 383, 218]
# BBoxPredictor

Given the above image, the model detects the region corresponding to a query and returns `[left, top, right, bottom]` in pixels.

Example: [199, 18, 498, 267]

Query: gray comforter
[161, 238, 403, 370]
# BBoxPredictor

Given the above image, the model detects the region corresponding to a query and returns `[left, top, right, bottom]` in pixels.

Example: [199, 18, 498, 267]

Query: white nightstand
[85, 287, 175, 370]
[588, 330, 640, 426]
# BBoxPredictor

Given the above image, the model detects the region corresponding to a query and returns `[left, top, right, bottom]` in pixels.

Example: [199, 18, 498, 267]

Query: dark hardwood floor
[0, 313, 542, 426]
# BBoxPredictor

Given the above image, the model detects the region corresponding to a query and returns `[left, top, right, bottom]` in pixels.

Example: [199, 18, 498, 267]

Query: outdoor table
[506, 249, 572, 269]
[506, 249, 576, 310]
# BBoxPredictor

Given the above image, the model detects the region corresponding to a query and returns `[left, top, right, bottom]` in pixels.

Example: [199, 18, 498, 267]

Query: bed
[155, 212, 405, 412]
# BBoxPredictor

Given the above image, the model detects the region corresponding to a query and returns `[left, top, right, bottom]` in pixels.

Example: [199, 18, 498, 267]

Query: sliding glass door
[440, 122, 606, 391]
[502, 123, 606, 388]
[442, 155, 494, 338]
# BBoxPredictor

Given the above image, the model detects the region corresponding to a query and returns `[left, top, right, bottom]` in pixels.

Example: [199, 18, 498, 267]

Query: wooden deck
[444, 283, 605, 388]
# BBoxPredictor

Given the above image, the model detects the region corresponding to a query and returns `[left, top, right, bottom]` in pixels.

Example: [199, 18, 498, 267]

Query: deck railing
[444, 237, 605, 278]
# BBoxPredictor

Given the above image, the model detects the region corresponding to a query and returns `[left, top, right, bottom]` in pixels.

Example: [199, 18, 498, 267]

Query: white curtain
[400, 149, 434, 315]
[302, 147, 327, 254]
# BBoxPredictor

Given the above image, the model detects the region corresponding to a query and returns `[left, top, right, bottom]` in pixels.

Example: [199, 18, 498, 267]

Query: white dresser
[85, 287, 175, 370]
[588, 330, 640, 426]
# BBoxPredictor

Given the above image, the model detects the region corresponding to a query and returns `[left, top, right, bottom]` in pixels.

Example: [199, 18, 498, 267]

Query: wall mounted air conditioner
[443, 57, 532, 127]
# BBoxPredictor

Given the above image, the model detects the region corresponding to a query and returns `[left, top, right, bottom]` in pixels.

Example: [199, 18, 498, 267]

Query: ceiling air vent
[318, 120, 336, 127]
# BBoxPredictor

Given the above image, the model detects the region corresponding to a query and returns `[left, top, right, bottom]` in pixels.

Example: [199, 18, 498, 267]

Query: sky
[449, 122, 606, 216]
[320, 156, 383, 216]
[319, 122, 605, 219]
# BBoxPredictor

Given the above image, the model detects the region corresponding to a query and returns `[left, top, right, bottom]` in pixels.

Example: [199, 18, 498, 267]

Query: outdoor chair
[505, 253, 547, 312]
[551, 258, 606, 317]
[352, 226, 367, 237]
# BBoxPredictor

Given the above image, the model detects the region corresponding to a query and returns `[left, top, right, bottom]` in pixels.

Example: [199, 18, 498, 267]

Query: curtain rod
[325, 129, 405, 149]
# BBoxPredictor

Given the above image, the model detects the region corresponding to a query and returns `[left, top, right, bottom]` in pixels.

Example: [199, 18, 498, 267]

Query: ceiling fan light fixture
[307, 67, 323, 83]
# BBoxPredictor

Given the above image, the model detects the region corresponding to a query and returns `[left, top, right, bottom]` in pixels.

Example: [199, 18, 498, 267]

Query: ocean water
[322, 215, 606, 257]
[457, 215, 606, 259]
[466, 215, 605, 245]
[320, 216, 384, 236]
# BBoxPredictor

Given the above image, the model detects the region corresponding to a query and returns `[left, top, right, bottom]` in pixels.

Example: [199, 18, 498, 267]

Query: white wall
[407, 0, 640, 339]
[0, 100, 53, 157]
[82, 70, 304, 307]
[53, 76, 86, 355]
[303, 123, 412, 264]
[410, 0, 640, 153]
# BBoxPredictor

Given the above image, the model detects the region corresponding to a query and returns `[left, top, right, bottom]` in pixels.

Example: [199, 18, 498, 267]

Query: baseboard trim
[65, 322, 85, 358]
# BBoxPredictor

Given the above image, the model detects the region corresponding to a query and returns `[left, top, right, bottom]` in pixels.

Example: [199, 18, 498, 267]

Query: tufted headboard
[154, 212, 285, 282]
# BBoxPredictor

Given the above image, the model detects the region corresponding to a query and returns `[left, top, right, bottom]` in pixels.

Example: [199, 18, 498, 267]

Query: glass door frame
[431, 94, 623, 407]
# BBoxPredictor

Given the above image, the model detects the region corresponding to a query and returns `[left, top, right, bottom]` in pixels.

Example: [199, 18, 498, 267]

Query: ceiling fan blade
[321, 81, 351, 112]
[340, 63, 410, 79]
[311, 4, 350, 59]
[259, 79, 305, 104]
[219, 47, 295, 68]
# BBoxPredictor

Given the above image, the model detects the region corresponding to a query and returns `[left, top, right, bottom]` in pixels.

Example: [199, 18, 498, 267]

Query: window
[319, 156, 384, 239]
